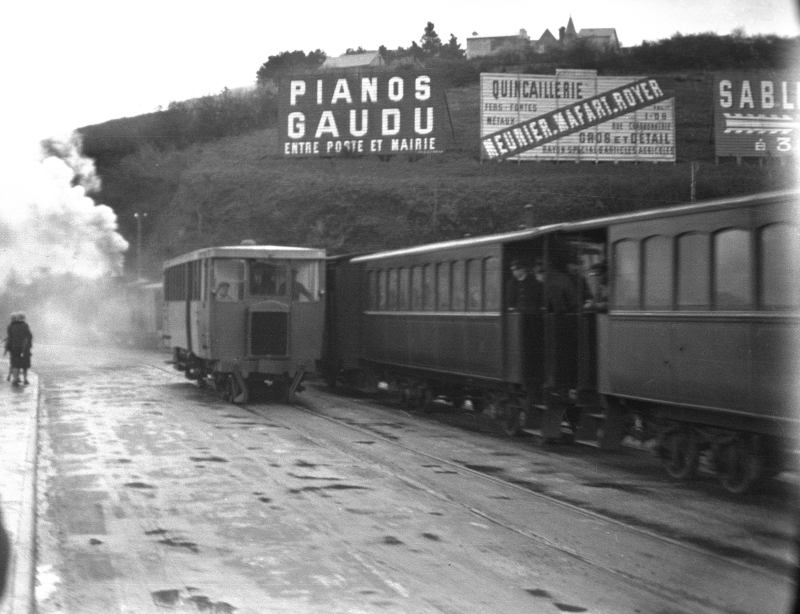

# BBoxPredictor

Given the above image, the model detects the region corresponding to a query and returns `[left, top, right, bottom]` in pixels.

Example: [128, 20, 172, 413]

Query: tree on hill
[440, 34, 465, 60]
[420, 21, 443, 56]
[256, 49, 326, 85]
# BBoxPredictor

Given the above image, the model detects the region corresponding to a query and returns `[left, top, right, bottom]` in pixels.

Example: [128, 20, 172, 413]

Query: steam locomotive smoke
[0, 133, 129, 287]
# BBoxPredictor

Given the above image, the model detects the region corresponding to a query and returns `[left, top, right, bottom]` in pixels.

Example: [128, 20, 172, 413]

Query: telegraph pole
[133, 212, 148, 279]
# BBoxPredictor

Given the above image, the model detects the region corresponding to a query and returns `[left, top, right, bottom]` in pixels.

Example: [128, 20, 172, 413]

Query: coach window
[378, 270, 387, 310]
[423, 264, 435, 310]
[368, 271, 377, 309]
[213, 259, 245, 301]
[387, 269, 398, 310]
[437, 262, 450, 310]
[466, 259, 482, 311]
[411, 266, 423, 310]
[759, 223, 800, 309]
[677, 233, 709, 309]
[484, 257, 500, 311]
[398, 268, 410, 310]
[643, 236, 673, 310]
[714, 229, 752, 309]
[613, 240, 640, 309]
[452, 261, 465, 311]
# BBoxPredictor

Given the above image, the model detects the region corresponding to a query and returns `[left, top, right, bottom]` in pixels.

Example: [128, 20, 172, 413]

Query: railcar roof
[163, 245, 326, 269]
[351, 189, 798, 263]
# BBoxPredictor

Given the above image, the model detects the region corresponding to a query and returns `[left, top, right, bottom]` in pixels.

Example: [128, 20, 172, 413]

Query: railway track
[219, 389, 793, 611]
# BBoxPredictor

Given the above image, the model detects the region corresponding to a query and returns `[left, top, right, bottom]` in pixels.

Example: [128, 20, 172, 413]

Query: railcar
[321, 190, 799, 493]
[163, 244, 326, 402]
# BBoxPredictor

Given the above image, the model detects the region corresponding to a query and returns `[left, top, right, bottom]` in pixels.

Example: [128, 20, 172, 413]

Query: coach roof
[351, 189, 798, 263]
[163, 245, 326, 269]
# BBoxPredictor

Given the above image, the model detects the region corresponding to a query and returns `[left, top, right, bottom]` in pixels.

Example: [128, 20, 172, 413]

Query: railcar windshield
[250, 260, 288, 296]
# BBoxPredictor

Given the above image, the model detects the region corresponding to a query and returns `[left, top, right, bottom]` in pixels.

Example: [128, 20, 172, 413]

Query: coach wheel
[660, 429, 699, 480]
[501, 405, 527, 437]
[717, 439, 762, 495]
[418, 387, 435, 413]
[220, 375, 236, 403]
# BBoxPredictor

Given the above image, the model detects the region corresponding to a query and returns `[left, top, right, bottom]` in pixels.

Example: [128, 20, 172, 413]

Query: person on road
[5, 312, 33, 386]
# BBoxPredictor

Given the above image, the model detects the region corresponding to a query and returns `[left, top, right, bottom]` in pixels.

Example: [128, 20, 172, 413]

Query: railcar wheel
[660, 429, 699, 480]
[717, 439, 762, 495]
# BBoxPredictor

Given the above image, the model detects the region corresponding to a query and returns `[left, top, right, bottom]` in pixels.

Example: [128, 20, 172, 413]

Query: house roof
[538, 29, 558, 43]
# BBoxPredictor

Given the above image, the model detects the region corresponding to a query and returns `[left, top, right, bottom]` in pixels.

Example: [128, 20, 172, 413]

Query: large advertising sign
[714, 72, 799, 159]
[279, 71, 443, 157]
[480, 69, 675, 162]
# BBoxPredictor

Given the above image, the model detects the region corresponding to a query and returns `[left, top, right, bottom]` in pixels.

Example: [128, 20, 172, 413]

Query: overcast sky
[1, 0, 798, 145]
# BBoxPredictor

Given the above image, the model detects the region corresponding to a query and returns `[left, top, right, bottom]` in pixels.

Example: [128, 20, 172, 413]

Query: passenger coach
[322, 189, 799, 493]
[164, 244, 326, 402]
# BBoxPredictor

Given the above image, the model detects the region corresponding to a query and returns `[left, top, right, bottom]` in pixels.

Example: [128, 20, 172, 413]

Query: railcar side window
[423, 265, 435, 310]
[643, 236, 673, 309]
[411, 266, 423, 310]
[213, 259, 245, 301]
[677, 233, 709, 309]
[437, 263, 450, 310]
[165, 264, 186, 301]
[250, 261, 287, 297]
[714, 229, 752, 309]
[484, 257, 500, 311]
[467, 259, 482, 311]
[759, 223, 800, 309]
[452, 261, 465, 311]
[613, 240, 640, 308]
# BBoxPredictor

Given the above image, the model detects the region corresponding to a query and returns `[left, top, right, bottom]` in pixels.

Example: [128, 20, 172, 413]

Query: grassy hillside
[99, 72, 795, 278]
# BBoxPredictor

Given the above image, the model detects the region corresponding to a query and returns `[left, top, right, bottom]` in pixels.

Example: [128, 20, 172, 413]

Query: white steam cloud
[0, 133, 129, 287]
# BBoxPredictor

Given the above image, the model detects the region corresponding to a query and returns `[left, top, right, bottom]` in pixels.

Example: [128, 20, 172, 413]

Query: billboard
[480, 69, 675, 162]
[278, 71, 443, 157]
[714, 72, 799, 159]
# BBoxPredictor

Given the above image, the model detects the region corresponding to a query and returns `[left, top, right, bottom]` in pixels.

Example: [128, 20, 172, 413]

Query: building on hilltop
[466, 17, 620, 59]
[320, 51, 386, 71]
[577, 28, 620, 52]
[465, 29, 531, 59]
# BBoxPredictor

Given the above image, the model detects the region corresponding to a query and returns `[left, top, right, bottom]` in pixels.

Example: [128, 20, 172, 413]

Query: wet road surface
[33, 345, 798, 613]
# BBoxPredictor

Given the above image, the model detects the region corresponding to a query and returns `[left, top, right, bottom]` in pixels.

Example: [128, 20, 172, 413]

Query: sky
[1, 0, 798, 143]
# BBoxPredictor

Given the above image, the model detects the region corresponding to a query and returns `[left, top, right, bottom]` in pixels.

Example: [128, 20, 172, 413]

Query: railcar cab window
[290, 262, 319, 302]
[213, 259, 244, 302]
[250, 261, 287, 297]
